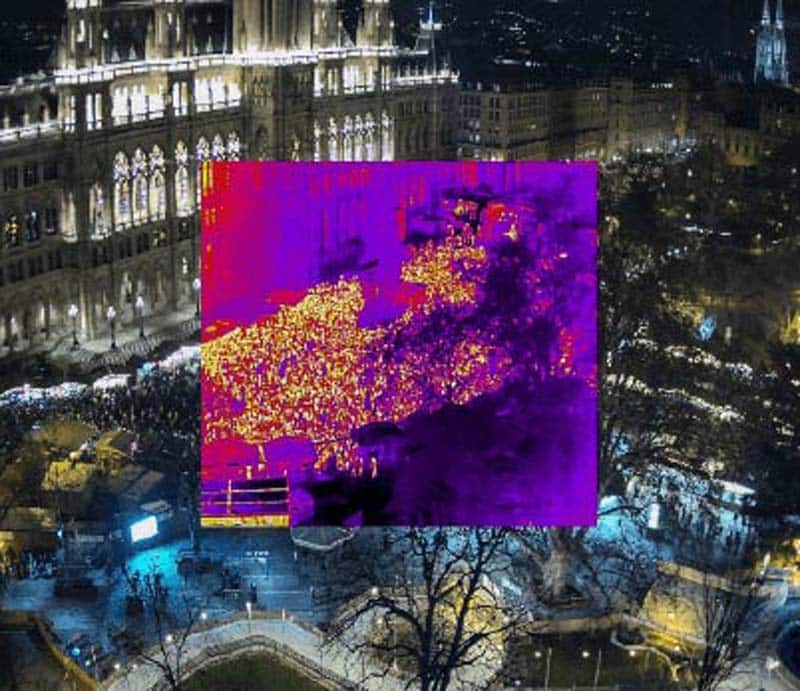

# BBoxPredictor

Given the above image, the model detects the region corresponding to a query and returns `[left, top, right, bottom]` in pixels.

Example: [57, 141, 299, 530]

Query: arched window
[353, 115, 364, 162]
[196, 137, 210, 205]
[90, 183, 107, 239]
[227, 132, 241, 161]
[175, 141, 191, 217]
[212, 133, 226, 160]
[313, 121, 321, 162]
[364, 113, 376, 161]
[149, 145, 166, 220]
[113, 151, 131, 228]
[343, 116, 353, 161]
[381, 111, 394, 161]
[328, 118, 338, 161]
[132, 148, 148, 225]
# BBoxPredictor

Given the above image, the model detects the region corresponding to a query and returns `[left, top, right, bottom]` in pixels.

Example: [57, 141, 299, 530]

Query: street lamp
[68, 304, 79, 349]
[192, 277, 201, 317]
[135, 295, 145, 339]
[245, 600, 252, 633]
[107, 305, 117, 350]
[544, 647, 552, 690]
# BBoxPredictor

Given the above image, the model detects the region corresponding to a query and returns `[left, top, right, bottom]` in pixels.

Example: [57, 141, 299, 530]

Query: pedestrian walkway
[101, 613, 406, 691]
[0, 305, 200, 375]
[51, 306, 200, 372]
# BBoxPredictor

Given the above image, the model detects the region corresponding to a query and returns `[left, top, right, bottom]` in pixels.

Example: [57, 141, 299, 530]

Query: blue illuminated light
[697, 314, 716, 341]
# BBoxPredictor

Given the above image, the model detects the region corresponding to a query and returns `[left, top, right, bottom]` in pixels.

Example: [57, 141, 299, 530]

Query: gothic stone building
[0, 0, 458, 351]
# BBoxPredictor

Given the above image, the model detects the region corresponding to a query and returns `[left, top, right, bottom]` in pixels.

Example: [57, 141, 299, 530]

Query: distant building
[755, 0, 789, 86]
[691, 80, 800, 166]
[456, 77, 689, 161]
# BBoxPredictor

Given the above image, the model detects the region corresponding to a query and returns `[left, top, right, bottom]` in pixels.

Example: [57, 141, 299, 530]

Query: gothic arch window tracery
[343, 116, 353, 161]
[381, 111, 394, 161]
[328, 118, 338, 161]
[227, 132, 241, 161]
[291, 133, 300, 161]
[313, 121, 321, 162]
[149, 145, 166, 221]
[132, 148, 148, 225]
[212, 133, 226, 160]
[196, 136, 210, 205]
[113, 151, 131, 229]
[175, 141, 191, 217]
[353, 115, 364, 162]
[90, 182, 107, 239]
[364, 113, 376, 161]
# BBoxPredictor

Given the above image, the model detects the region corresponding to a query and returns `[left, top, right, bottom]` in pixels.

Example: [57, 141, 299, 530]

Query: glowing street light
[245, 600, 252, 633]
[68, 303, 79, 349]
[136, 295, 145, 339]
[107, 305, 117, 350]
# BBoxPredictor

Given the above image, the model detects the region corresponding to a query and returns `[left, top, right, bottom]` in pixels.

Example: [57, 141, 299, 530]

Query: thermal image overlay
[200, 161, 597, 527]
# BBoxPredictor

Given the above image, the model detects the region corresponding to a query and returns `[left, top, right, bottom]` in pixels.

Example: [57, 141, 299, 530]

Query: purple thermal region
[200, 161, 598, 528]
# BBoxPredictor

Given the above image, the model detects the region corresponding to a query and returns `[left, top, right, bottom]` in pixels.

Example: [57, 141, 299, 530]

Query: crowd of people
[0, 364, 200, 498]
[201, 231, 519, 479]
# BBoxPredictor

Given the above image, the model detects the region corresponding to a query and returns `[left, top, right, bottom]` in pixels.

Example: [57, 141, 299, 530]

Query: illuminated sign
[130, 515, 158, 543]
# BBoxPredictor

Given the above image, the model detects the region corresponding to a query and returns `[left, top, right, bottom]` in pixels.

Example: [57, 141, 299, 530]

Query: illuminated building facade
[456, 77, 690, 162]
[0, 0, 458, 350]
[754, 0, 789, 86]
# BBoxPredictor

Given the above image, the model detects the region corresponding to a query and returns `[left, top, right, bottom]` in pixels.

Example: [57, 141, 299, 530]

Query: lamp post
[135, 295, 145, 339]
[192, 277, 201, 318]
[593, 648, 603, 690]
[544, 647, 552, 690]
[245, 600, 252, 633]
[68, 303, 79, 349]
[107, 305, 117, 350]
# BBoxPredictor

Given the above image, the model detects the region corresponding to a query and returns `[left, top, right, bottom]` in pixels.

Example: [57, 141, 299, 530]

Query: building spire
[775, 0, 784, 30]
[762, 0, 771, 27]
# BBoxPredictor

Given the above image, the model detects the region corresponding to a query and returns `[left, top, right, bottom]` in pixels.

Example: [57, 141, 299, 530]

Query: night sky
[0, 0, 796, 83]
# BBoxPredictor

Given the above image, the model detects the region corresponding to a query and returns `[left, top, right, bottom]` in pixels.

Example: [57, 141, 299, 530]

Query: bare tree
[129, 565, 199, 691]
[323, 527, 532, 691]
[670, 567, 761, 691]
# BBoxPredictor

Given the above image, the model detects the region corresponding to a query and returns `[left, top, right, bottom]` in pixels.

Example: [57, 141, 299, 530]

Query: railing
[195, 98, 242, 114]
[0, 120, 62, 144]
[53, 47, 405, 86]
[79, 315, 199, 372]
[101, 612, 356, 691]
[173, 633, 356, 691]
[391, 72, 460, 88]
[112, 109, 165, 127]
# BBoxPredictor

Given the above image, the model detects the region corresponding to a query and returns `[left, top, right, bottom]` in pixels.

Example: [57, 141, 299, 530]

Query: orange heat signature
[201, 235, 512, 473]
